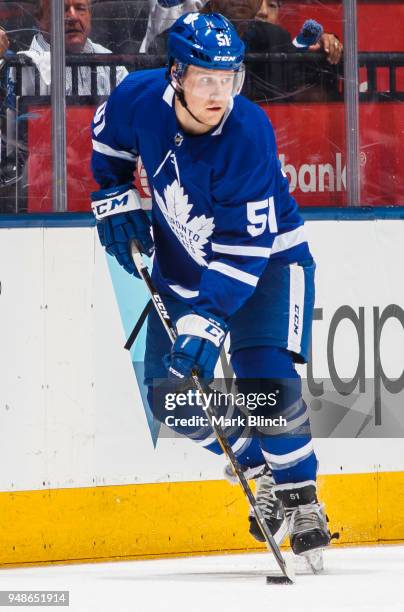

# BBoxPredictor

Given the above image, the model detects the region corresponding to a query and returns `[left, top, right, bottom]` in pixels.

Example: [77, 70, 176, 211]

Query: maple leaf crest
[183, 13, 200, 27]
[154, 179, 214, 267]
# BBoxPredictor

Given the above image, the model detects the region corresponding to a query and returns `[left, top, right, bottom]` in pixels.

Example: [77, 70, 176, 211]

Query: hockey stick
[130, 240, 295, 584]
[124, 299, 153, 351]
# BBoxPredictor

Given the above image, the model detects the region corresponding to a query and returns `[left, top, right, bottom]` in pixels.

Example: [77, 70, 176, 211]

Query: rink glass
[0, 0, 402, 212]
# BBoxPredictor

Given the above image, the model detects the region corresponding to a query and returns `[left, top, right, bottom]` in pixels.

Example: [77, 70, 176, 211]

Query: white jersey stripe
[211, 243, 271, 258]
[208, 261, 259, 287]
[195, 436, 216, 448]
[169, 284, 199, 299]
[274, 480, 317, 491]
[231, 435, 249, 455]
[271, 225, 306, 254]
[262, 440, 314, 466]
[287, 263, 305, 354]
[92, 139, 137, 161]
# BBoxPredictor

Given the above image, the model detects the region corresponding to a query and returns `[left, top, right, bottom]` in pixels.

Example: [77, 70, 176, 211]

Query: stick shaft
[130, 241, 293, 582]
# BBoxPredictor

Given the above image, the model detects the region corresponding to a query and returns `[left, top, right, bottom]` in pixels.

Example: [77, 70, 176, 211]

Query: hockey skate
[275, 482, 337, 573]
[224, 463, 288, 546]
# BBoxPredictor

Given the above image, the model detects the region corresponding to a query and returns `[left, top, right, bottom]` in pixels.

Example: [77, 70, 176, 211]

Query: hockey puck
[266, 575, 294, 585]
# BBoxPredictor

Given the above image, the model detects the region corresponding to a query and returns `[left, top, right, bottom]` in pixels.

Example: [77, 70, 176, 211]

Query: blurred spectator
[1, 0, 129, 208]
[203, 0, 260, 35]
[255, 0, 280, 24]
[141, 0, 342, 101]
[141, 0, 264, 53]
[19, 0, 128, 96]
[255, 0, 342, 66]
[230, 0, 342, 101]
[206, 1, 343, 102]
[140, 0, 206, 53]
[90, 1, 150, 54]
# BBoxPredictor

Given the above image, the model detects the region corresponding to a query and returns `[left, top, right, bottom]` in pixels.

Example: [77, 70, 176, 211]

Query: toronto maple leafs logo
[154, 179, 215, 267]
[183, 13, 200, 27]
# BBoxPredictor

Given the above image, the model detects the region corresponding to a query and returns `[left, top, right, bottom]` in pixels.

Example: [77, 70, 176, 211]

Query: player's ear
[171, 64, 182, 91]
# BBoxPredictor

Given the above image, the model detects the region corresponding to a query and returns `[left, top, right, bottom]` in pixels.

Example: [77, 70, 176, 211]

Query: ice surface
[0, 545, 403, 612]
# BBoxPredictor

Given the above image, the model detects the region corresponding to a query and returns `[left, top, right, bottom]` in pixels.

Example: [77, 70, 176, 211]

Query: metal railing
[0, 52, 403, 213]
[77, 51, 404, 102]
[2, 51, 403, 100]
[358, 52, 404, 102]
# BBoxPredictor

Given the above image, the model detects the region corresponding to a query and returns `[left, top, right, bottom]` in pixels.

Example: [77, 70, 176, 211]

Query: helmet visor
[174, 64, 245, 103]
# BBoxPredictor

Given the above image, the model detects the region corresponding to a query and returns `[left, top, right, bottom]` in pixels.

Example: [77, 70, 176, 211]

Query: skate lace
[256, 478, 279, 520]
[224, 462, 269, 485]
[285, 503, 327, 535]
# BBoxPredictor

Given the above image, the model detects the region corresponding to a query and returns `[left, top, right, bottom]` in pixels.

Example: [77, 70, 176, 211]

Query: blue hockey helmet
[168, 12, 245, 73]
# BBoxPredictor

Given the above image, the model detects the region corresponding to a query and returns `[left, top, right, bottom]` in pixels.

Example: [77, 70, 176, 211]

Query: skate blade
[301, 549, 324, 574]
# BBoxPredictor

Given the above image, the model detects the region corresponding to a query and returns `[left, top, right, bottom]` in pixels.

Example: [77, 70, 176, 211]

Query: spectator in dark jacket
[242, 0, 343, 101]
[255, 0, 342, 65]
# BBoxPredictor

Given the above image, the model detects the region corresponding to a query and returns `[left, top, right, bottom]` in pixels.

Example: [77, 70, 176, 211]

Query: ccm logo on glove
[176, 314, 226, 348]
[92, 187, 142, 219]
[91, 183, 154, 276]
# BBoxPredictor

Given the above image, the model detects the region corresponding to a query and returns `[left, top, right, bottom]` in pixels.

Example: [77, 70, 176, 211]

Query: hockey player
[91, 12, 333, 561]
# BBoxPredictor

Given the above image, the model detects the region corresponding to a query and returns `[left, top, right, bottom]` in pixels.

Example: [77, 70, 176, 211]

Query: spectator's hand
[0, 27, 9, 58]
[310, 33, 343, 65]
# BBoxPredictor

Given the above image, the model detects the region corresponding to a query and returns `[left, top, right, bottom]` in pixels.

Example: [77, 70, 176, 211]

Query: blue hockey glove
[165, 310, 228, 383]
[91, 183, 154, 276]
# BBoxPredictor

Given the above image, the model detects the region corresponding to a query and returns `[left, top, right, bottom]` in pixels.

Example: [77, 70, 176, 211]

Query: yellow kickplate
[0, 472, 403, 566]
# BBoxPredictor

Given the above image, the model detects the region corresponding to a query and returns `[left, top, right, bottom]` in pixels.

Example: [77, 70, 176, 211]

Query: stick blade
[266, 574, 294, 585]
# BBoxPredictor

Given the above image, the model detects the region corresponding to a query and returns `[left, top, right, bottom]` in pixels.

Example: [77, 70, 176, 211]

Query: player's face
[182, 65, 236, 127]
[38, 0, 91, 53]
[256, 0, 280, 24]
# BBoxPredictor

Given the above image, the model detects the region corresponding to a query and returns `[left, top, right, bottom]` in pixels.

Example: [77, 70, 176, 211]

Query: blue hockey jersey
[91, 68, 312, 320]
